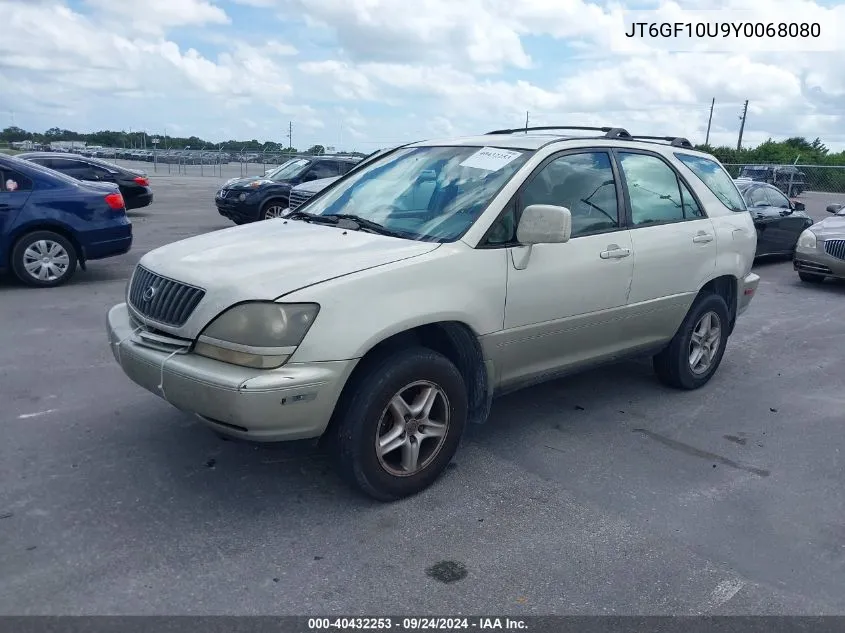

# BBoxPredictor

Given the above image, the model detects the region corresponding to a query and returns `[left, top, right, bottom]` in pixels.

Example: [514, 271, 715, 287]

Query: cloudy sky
[1, 0, 844, 152]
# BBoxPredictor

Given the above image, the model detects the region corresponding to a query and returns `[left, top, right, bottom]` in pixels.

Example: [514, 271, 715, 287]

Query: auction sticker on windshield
[460, 147, 523, 171]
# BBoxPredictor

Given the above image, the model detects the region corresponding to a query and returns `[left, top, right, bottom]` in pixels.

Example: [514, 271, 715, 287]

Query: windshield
[267, 158, 310, 181]
[300, 145, 532, 242]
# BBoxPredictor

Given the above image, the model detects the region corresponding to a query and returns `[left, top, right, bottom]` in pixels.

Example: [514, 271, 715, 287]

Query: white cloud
[84, 0, 230, 35]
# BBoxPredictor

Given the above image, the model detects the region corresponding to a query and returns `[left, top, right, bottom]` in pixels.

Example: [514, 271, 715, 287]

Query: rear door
[615, 149, 717, 345]
[0, 168, 34, 263]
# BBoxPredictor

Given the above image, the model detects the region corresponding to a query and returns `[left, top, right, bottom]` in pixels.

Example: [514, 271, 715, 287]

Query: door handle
[600, 246, 631, 259]
[693, 233, 714, 244]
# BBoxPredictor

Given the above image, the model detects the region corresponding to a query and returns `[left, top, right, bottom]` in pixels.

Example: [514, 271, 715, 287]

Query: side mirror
[826, 203, 843, 214]
[516, 204, 572, 245]
[792, 201, 805, 212]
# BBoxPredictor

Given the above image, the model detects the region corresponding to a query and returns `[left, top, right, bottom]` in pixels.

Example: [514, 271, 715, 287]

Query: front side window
[675, 153, 747, 212]
[618, 152, 685, 226]
[765, 186, 790, 209]
[521, 152, 619, 238]
[268, 158, 311, 181]
[302, 145, 532, 242]
[746, 186, 769, 208]
[307, 162, 339, 180]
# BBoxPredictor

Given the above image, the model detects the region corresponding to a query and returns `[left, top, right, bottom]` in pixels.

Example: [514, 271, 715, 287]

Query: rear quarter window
[674, 153, 747, 213]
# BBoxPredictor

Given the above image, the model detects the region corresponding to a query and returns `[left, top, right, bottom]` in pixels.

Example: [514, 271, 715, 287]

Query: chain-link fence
[62, 145, 364, 180]
[724, 163, 845, 195]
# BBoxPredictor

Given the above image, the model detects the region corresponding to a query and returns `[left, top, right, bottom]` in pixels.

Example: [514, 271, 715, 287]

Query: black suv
[738, 164, 807, 196]
[215, 156, 360, 224]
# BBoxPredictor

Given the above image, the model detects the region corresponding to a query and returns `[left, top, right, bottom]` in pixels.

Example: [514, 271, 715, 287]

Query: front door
[491, 150, 635, 388]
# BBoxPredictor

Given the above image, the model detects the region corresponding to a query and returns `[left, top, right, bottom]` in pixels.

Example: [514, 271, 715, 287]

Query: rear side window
[675, 153, 746, 212]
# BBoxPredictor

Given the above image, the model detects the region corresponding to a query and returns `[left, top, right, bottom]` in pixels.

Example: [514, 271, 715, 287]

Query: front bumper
[737, 271, 760, 316]
[107, 303, 357, 442]
[215, 192, 261, 224]
[794, 243, 845, 279]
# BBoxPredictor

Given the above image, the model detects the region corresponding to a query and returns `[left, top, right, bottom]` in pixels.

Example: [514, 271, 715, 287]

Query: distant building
[49, 140, 87, 150]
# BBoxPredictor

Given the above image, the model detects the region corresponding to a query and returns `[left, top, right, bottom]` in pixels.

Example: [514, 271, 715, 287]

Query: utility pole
[524, 111, 529, 133]
[736, 100, 749, 151]
[705, 98, 715, 146]
[287, 121, 293, 155]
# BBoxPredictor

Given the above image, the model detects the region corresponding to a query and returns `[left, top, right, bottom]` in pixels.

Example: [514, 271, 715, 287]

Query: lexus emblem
[142, 286, 157, 301]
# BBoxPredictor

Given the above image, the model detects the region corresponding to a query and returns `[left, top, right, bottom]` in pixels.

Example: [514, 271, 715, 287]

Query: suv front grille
[824, 239, 845, 261]
[128, 266, 205, 327]
[288, 189, 315, 211]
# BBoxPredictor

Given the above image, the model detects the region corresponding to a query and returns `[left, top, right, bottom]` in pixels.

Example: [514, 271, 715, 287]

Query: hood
[136, 220, 441, 336]
[812, 215, 845, 238]
[223, 175, 291, 191]
[292, 176, 339, 194]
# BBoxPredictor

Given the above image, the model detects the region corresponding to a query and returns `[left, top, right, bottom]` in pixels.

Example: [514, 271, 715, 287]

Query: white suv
[107, 126, 760, 501]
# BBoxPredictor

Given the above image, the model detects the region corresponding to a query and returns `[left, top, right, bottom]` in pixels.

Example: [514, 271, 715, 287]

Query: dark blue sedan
[0, 154, 132, 287]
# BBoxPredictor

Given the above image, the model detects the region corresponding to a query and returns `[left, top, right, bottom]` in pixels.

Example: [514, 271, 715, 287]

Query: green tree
[307, 144, 325, 155]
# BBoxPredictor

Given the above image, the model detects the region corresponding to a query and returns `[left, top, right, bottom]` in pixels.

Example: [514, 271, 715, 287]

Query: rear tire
[11, 231, 78, 288]
[653, 293, 730, 390]
[798, 272, 825, 283]
[328, 347, 467, 502]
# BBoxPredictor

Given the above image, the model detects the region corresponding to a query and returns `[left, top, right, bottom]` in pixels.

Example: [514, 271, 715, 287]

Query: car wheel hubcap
[23, 240, 70, 282]
[264, 205, 285, 219]
[689, 311, 722, 375]
[375, 380, 450, 477]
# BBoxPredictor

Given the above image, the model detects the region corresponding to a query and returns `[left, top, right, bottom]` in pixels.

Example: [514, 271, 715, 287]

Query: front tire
[11, 231, 78, 288]
[798, 272, 825, 283]
[261, 200, 288, 220]
[329, 347, 467, 502]
[653, 293, 730, 390]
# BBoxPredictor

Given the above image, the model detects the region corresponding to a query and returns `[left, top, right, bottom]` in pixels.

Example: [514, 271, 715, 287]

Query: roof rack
[486, 125, 632, 139]
[629, 135, 694, 149]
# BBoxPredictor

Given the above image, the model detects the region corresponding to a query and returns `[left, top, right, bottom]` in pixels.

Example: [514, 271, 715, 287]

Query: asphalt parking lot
[1, 173, 844, 616]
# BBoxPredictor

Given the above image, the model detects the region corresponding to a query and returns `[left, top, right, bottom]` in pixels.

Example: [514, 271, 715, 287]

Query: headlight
[194, 302, 319, 369]
[238, 192, 247, 201]
[249, 179, 273, 188]
[797, 229, 817, 249]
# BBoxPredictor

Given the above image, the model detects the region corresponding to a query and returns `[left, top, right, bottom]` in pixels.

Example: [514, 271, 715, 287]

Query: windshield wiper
[327, 214, 410, 238]
[284, 210, 341, 225]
